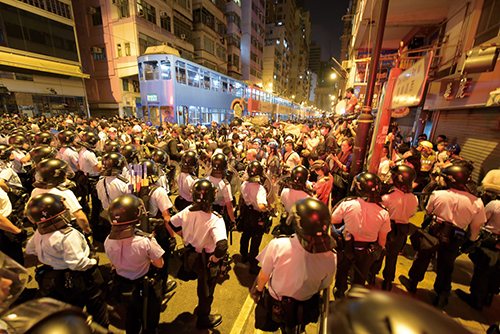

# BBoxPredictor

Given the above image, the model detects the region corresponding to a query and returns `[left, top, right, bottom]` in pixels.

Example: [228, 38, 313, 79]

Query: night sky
[304, 0, 351, 61]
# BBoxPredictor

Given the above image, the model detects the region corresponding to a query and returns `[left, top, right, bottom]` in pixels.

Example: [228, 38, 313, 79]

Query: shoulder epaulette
[135, 229, 153, 238]
[55, 185, 68, 191]
[213, 211, 223, 218]
[376, 202, 388, 211]
[117, 175, 129, 183]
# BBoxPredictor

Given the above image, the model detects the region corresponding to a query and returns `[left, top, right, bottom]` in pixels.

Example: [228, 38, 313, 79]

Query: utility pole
[349, 0, 390, 180]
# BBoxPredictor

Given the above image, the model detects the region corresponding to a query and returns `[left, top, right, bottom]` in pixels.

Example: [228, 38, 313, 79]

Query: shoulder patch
[117, 175, 129, 183]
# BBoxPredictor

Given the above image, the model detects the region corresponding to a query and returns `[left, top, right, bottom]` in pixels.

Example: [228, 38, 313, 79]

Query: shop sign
[443, 78, 472, 100]
[392, 107, 410, 118]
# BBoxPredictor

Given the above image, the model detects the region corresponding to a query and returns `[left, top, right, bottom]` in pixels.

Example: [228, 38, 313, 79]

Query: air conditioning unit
[160, 10, 168, 18]
[138, 9, 144, 17]
[90, 46, 103, 53]
[87, 6, 97, 14]
[342, 60, 353, 69]
[180, 34, 187, 41]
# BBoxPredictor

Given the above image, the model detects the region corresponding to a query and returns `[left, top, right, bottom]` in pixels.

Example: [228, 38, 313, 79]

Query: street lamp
[330, 95, 336, 101]
[331, 73, 337, 79]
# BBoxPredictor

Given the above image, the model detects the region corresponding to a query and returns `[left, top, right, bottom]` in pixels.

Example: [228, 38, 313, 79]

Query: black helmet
[352, 172, 382, 203]
[290, 165, 309, 190]
[390, 165, 416, 193]
[151, 149, 170, 166]
[181, 150, 198, 173]
[57, 130, 74, 147]
[230, 118, 242, 128]
[26, 193, 71, 228]
[100, 153, 126, 176]
[143, 160, 160, 183]
[27, 132, 36, 145]
[247, 161, 263, 183]
[2, 123, 15, 134]
[0, 144, 12, 160]
[108, 194, 144, 225]
[80, 132, 99, 148]
[442, 165, 471, 191]
[327, 287, 471, 334]
[104, 140, 121, 153]
[10, 128, 25, 137]
[8, 135, 29, 149]
[35, 158, 68, 187]
[289, 197, 336, 253]
[211, 153, 228, 178]
[30, 146, 57, 164]
[191, 179, 217, 212]
[120, 144, 138, 163]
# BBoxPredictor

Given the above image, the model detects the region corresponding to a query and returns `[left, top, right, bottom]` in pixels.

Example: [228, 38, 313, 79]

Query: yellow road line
[229, 294, 255, 334]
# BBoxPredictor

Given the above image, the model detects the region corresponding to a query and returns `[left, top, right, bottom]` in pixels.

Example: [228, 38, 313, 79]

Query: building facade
[288, 7, 310, 104]
[241, 0, 265, 86]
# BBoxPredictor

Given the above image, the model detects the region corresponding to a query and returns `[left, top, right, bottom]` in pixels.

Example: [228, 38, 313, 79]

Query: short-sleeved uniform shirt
[241, 181, 267, 212]
[0, 164, 22, 188]
[104, 231, 165, 280]
[280, 188, 311, 214]
[381, 188, 418, 224]
[332, 198, 391, 242]
[58, 147, 79, 173]
[0, 188, 12, 217]
[426, 189, 486, 230]
[257, 236, 337, 301]
[30, 187, 82, 220]
[485, 200, 500, 235]
[26, 228, 96, 271]
[149, 186, 173, 217]
[208, 175, 232, 206]
[178, 172, 196, 202]
[96, 176, 130, 210]
[11, 149, 29, 174]
[170, 207, 227, 254]
[78, 148, 99, 177]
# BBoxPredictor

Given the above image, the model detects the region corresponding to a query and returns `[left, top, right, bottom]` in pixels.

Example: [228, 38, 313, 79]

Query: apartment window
[133, 80, 140, 92]
[173, 15, 192, 41]
[93, 47, 106, 60]
[474, 0, 500, 46]
[227, 11, 241, 28]
[117, 0, 130, 19]
[92, 6, 103, 25]
[125, 42, 131, 56]
[122, 78, 129, 91]
[160, 14, 171, 32]
[233, 54, 240, 69]
[117, 44, 122, 57]
[277, 6, 282, 12]
[216, 44, 226, 60]
[139, 33, 160, 55]
[137, 0, 156, 24]
[204, 35, 214, 54]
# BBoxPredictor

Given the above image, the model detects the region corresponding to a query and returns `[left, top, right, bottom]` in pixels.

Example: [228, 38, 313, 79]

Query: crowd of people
[0, 110, 498, 334]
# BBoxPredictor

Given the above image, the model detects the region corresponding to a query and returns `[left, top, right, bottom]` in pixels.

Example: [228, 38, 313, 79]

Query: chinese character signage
[390, 52, 433, 109]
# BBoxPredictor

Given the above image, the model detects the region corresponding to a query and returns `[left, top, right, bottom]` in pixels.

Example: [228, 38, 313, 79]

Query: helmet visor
[0, 253, 28, 314]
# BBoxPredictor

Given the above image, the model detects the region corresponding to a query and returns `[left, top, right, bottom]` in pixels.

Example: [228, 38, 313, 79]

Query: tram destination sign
[147, 94, 158, 102]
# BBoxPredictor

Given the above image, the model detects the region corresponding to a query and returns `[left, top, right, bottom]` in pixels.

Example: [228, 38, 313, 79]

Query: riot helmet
[103, 140, 121, 153]
[352, 172, 382, 203]
[390, 165, 416, 193]
[35, 158, 68, 188]
[27, 133, 36, 146]
[26, 193, 72, 234]
[181, 150, 198, 173]
[446, 143, 461, 156]
[290, 165, 309, 191]
[108, 194, 145, 226]
[120, 144, 139, 163]
[0, 251, 28, 314]
[0, 144, 12, 161]
[247, 161, 263, 183]
[30, 146, 57, 164]
[288, 198, 336, 253]
[151, 149, 170, 166]
[327, 287, 471, 334]
[191, 179, 217, 213]
[80, 132, 99, 149]
[441, 165, 471, 191]
[211, 153, 228, 178]
[100, 153, 126, 176]
[2, 123, 15, 134]
[8, 135, 30, 150]
[57, 131, 74, 147]
[143, 160, 160, 183]
[10, 129, 26, 137]
[230, 117, 242, 128]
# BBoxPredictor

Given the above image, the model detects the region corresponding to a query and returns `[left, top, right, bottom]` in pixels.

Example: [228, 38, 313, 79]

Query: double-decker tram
[137, 46, 316, 125]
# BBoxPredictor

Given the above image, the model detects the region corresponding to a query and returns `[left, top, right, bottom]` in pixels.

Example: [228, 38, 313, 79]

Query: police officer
[104, 194, 165, 334]
[8, 134, 32, 192]
[103, 140, 121, 154]
[120, 144, 139, 178]
[456, 198, 500, 310]
[400, 165, 487, 308]
[239, 161, 268, 274]
[25, 193, 108, 327]
[207, 153, 236, 231]
[175, 151, 198, 211]
[369, 165, 418, 291]
[78, 132, 102, 230]
[331, 172, 391, 298]
[151, 149, 171, 192]
[278, 165, 312, 235]
[252, 198, 337, 333]
[34, 132, 54, 148]
[31, 158, 92, 235]
[169, 179, 228, 329]
[96, 153, 129, 210]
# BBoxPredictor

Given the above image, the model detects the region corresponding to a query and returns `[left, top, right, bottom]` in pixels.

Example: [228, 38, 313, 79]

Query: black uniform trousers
[239, 205, 265, 269]
[88, 176, 102, 231]
[408, 234, 464, 295]
[335, 242, 375, 295]
[191, 251, 218, 318]
[469, 248, 500, 305]
[370, 222, 409, 283]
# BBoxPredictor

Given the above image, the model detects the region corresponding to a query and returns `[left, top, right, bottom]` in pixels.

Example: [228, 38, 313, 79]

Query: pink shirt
[484, 200, 500, 235]
[381, 188, 418, 224]
[280, 188, 311, 213]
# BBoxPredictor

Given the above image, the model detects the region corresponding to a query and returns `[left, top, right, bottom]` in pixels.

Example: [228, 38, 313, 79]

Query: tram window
[187, 70, 199, 87]
[138, 63, 143, 81]
[211, 108, 219, 122]
[144, 61, 159, 81]
[203, 71, 211, 90]
[160, 60, 171, 80]
[221, 78, 228, 93]
[188, 106, 200, 124]
[201, 107, 211, 123]
[176, 61, 186, 84]
[229, 80, 235, 95]
[211, 74, 220, 92]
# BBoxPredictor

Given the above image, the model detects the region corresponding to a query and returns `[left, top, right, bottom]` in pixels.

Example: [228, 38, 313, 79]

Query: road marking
[229, 294, 255, 334]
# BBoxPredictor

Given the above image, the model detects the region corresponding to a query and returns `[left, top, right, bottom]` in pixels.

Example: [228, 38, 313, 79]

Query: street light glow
[330, 95, 336, 100]
[331, 73, 337, 79]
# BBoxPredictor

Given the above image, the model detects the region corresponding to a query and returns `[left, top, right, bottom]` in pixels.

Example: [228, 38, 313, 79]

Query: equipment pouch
[343, 231, 354, 259]
[271, 303, 284, 323]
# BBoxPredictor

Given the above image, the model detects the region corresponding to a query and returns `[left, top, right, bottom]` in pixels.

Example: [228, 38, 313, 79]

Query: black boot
[433, 292, 449, 309]
[456, 289, 482, 311]
[196, 314, 222, 329]
[382, 280, 392, 291]
[399, 275, 417, 294]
